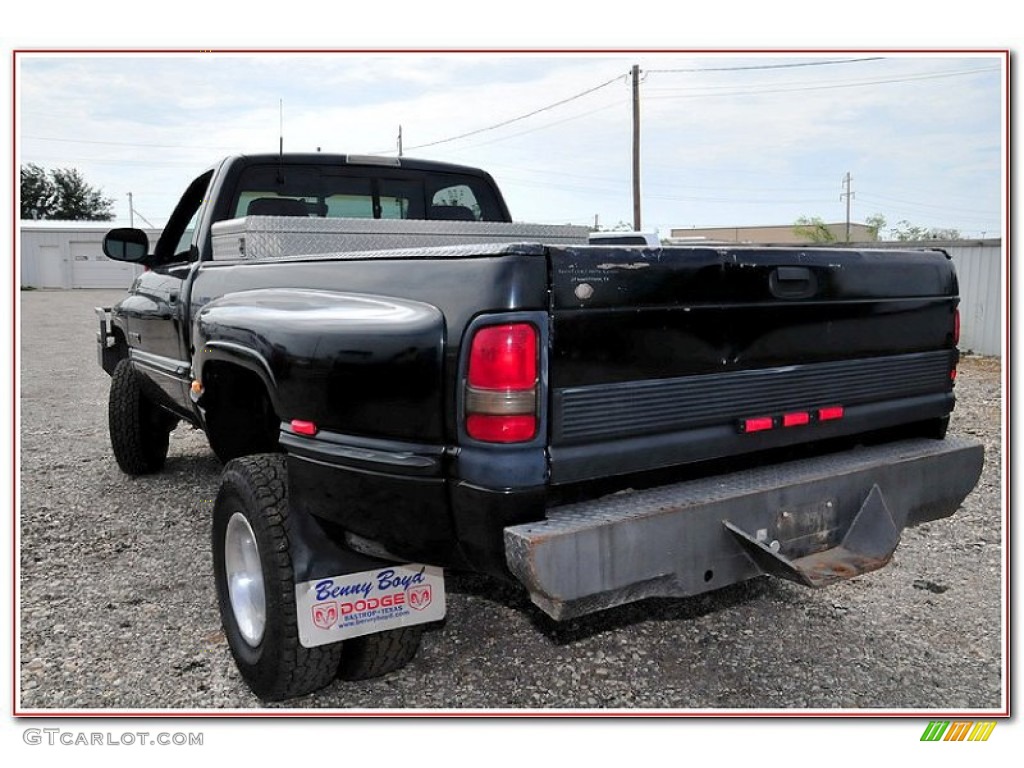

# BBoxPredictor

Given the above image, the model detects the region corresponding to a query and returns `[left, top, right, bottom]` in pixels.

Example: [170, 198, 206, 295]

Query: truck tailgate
[547, 246, 959, 484]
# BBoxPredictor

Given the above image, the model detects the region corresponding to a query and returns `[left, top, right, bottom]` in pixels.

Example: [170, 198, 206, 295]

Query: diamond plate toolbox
[211, 215, 590, 260]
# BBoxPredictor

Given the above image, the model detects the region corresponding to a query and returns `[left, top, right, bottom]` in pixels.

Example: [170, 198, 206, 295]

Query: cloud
[17, 52, 1003, 235]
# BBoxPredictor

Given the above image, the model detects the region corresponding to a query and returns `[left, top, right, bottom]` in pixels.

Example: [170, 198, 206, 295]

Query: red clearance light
[818, 406, 844, 422]
[950, 368, 958, 382]
[291, 419, 318, 436]
[465, 323, 539, 443]
[743, 417, 774, 433]
[783, 412, 810, 428]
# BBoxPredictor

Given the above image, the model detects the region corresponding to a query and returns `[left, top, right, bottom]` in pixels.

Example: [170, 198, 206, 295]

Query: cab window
[228, 164, 505, 223]
[154, 170, 213, 263]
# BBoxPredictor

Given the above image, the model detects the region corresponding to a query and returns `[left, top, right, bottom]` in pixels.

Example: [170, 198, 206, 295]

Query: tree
[888, 219, 961, 241]
[20, 163, 55, 220]
[594, 220, 634, 232]
[793, 216, 836, 244]
[20, 164, 114, 221]
[865, 213, 887, 240]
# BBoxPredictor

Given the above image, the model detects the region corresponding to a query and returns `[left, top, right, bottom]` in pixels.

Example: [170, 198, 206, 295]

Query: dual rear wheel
[108, 364, 422, 701]
[212, 454, 424, 701]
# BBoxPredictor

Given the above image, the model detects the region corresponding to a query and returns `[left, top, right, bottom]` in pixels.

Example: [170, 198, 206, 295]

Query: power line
[645, 56, 884, 74]
[644, 67, 999, 101]
[19, 154, 204, 168]
[430, 100, 621, 154]
[857, 192, 997, 217]
[22, 135, 236, 151]
[373, 72, 628, 154]
[643, 65, 996, 93]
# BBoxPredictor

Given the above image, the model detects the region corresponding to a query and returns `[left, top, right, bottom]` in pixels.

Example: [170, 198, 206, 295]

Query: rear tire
[213, 454, 343, 701]
[338, 625, 424, 681]
[108, 359, 174, 475]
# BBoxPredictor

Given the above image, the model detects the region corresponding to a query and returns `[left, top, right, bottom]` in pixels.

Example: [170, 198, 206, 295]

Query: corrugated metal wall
[945, 241, 1003, 357]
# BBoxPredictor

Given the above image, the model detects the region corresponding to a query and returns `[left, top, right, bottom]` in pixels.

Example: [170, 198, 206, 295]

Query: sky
[16, 51, 1005, 238]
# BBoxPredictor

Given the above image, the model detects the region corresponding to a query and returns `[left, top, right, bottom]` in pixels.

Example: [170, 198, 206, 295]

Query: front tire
[213, 454, 343, 701]
[108, 359, 174, 475]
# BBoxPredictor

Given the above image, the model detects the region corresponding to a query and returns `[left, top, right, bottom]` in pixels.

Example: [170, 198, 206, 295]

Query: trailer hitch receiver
[724, 484, 901, 588]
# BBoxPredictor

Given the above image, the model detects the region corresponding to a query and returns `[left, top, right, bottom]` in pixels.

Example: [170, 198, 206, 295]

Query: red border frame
[10, 47, 1011, 719]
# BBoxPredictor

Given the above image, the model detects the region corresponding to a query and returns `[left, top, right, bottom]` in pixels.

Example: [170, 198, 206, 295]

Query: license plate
[295, 564, 445, 648]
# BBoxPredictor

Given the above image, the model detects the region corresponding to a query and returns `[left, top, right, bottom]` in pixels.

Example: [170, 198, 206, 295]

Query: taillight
[465, 323, 538, 443]
[953, 308, 961, 346]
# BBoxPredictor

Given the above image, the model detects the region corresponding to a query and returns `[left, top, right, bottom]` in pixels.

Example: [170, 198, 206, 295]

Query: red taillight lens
[465, 323, 539, 443]
[953, 308, 961, 346]
[468, 324, 537, 389]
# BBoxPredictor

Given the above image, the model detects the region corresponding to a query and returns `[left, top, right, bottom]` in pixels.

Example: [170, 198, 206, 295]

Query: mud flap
[724, 484, 901, 588]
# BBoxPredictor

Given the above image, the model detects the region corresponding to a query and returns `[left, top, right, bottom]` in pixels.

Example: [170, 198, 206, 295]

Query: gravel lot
[18, 288, 1004, 711]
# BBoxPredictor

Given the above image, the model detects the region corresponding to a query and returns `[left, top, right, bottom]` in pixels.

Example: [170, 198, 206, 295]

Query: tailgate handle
[770, 266, 817, 299]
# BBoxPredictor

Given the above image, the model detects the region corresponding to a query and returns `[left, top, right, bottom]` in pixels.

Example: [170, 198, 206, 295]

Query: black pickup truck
[97, 152, 983, 701]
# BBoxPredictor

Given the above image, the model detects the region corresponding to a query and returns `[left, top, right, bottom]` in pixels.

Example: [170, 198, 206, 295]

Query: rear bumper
[504, 436, 984, 620]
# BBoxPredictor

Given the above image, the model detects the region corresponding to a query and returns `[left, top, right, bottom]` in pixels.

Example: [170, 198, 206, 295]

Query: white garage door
[70, 240, 138, 289]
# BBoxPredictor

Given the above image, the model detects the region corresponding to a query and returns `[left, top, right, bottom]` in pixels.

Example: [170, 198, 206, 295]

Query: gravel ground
[17, 289, 1004, 711]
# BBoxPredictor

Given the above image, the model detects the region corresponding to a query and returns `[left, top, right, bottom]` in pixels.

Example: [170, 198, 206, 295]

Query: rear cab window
[229, 164, 505, 223]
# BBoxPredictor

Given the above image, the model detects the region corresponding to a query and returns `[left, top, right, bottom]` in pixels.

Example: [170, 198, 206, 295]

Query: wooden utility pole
[631, 64, 642, 232]
[841, 172, 854, 242]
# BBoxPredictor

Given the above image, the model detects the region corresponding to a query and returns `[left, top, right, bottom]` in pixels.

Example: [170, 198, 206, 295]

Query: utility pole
[126, 193, 154, 229]
[841, 172, 854, 242]
[398, 125, 403, 157]
[631, 64, 642, 232]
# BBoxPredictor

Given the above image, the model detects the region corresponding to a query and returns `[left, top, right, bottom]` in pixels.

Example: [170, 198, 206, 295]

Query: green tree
[20, 165, 114, 221]
[793, 216, 836, 244]
[865, 213, 887, 240]
[20, 163, 55, 220]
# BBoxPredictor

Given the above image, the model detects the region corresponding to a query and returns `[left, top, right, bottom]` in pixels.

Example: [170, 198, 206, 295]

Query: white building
[20, 221, 160, 289]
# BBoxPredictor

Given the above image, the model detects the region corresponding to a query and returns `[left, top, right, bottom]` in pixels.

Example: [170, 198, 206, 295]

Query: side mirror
[103, 228, 150, 263]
